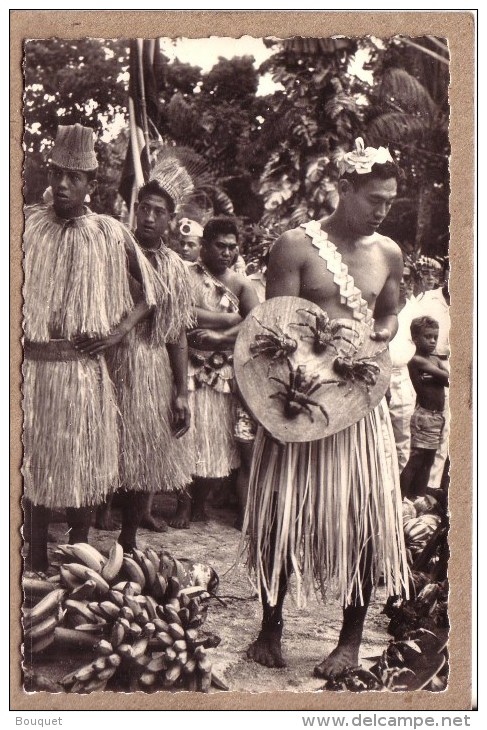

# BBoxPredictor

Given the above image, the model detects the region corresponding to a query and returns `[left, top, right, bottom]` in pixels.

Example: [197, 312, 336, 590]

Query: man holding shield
[244, 139, 408, 678]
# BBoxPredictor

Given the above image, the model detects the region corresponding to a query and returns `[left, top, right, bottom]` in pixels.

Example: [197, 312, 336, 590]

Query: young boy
[400, 316, 449, 500]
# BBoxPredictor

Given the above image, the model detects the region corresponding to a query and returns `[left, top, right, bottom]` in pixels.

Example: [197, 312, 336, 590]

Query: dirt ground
[25, 494, 392, 695]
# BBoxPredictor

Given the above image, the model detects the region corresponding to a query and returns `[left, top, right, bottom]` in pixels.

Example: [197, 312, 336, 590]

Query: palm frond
[367, 112, 430, 145]
[376, 68, 439, 120]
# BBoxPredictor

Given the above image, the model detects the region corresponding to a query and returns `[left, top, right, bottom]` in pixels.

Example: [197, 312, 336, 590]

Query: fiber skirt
[243, 401, 409, 607]
[22, 357, 119, 508]
[186, 385, 240, 479]
[107, 339, 193, 493]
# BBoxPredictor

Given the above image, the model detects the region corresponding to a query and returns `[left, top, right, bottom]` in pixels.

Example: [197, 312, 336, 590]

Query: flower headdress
[336, 137, 394, 176]
[179, 217, 204, 238]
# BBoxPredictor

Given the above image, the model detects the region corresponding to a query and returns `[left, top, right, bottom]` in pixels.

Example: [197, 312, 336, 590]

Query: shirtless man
[170, 217, 259, 528]
[245, 139, 408, 678]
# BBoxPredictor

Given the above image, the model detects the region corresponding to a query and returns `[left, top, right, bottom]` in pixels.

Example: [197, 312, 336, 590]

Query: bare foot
[140, 515, 168, 532]
[191, 506, 209, 523]
[313, 642, 360, 679]
[247, 629, 286, 668]
[168, 494, 191, 530]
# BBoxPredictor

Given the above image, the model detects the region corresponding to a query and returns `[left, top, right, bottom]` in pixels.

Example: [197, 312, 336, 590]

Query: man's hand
[172, 394, 190, 438]
[73, 330, 126, 356]
[189, 329, 223, 349]
[370, 327, 391, 343]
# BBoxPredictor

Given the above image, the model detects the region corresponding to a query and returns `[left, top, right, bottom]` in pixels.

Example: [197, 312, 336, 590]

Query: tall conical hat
[50, 124, 98, 171]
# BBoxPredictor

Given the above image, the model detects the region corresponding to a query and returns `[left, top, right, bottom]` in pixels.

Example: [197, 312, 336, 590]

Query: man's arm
[190, 278, 259, 349]
[73, 299, 152, 355]
[265, 231, 303, 299]
[409, 355, 450, 386]
[166, 331, 191, 438]
[194, 309, 241, 329]
[372, 242, 403, 342]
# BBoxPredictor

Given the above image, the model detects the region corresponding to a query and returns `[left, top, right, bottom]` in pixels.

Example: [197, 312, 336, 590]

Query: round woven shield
[234, 296, 392, 443]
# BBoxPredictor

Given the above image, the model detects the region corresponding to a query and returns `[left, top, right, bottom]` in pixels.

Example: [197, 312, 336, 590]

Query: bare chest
[300, 244, 389, 315]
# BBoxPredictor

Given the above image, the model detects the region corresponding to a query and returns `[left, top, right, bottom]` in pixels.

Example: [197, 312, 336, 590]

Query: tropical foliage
[22, 35, 450, 258]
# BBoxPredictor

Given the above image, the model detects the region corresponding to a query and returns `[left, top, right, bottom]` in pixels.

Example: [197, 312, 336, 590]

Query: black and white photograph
[17, 24, 460, 703]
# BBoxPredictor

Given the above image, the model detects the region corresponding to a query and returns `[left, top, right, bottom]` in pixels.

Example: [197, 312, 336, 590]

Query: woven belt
[24, 339, 88, 362]
[436, 354, 449, 361]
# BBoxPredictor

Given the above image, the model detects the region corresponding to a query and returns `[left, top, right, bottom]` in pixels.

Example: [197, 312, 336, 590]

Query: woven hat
[50, 124, 98, 171]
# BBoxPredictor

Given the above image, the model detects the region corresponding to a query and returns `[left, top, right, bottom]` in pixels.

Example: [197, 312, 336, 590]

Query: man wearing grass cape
[22, 124, 165, 573]
[244, 138, 409, 678]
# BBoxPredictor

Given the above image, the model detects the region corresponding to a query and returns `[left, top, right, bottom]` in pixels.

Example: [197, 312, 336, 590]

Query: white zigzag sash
[301, 220, 375, 326]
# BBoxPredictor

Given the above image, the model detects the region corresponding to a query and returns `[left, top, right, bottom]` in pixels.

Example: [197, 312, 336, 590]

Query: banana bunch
[403, 515, 441, 555]
[42, 542, 225, 693]
[59, 652, 122, 694]
[22, 588, 66, 655]
[59, 580, 223, 693]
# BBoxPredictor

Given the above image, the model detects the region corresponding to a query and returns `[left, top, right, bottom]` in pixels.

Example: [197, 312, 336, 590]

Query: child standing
[400, 316, 449, 500]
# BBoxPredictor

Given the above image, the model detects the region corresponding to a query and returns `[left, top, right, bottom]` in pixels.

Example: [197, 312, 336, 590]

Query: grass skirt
[22, 357, 119, 508]
[107, 338, 193, 492]
[186, 386, 240, 479]
[243, 400, 409, 608]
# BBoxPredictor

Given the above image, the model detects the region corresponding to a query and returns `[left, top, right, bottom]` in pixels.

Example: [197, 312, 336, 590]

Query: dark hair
[137, 180, 175, 213]
[341, 161, 404, 190]
[203, 216, 239, 244]
[410, 316, 439, 339]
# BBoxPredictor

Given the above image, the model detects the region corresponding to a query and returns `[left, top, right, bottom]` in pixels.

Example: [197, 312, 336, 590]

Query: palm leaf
[367, 112, 431, 144]
[376, 68, 439, 120]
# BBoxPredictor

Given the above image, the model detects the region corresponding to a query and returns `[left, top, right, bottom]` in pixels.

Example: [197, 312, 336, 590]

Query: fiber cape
[185, 262, 241, 478]
[243, 221, 409, 607]
[106, 242, 195, 493]
[22, 206, 162, 508]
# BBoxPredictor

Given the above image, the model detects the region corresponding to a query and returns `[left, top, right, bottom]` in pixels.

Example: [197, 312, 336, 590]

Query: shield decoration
[234, 296, 392, 443]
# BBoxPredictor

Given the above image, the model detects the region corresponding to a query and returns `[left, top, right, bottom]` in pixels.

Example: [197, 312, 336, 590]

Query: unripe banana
[93, 656, 108, 672]
[101, 542, 124, 583]
[145, 547, 160, 571]
[198, 667, 212, 693]
[182, 657, 197, 674]
[164, 606, 181, 625]
[129, 622, 143, 639]
[83, 569, 110, 596]
[24, 613, 59, 641]
[23, 588, 66, 626]
[164, 663, 181, 685]
[117, 643, 133, 660]
[59, 566, 82, 591]
[69, 580, 97, 602]
[142, 622, 156, 638]
[122, 556, 146, 589]
[106, 654, 122, 668]
[112, 581, 142, 595]
[146, 655, 167, 673]
[96, 639, 114, 656]
[173, 639, 187, 653]
[120, 606, 135, 623]
[110, 621, 126, 648]
[99, 601, 121, 620]
[153, 618, 169, 633]
[82, 677, 108, 693]
[139, 671, 157, 687]
[152, 574, 167, 602]
[132, 637, 149, 658]
[141, 556, 157, 590]
[156, 631, 173, 648]
[74, 663, 96, 682]
[165, 647, 177, 663]
[74, 622, 106, 633]
[168, 623, 185, 641]
[68, 543, 106, 572]
[96, 666, 117, 682]
[107, 590, 125, 608]
[144, 595, 158, 621]
[178, 608, 190, 625]
[26, 632, 56, 654]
